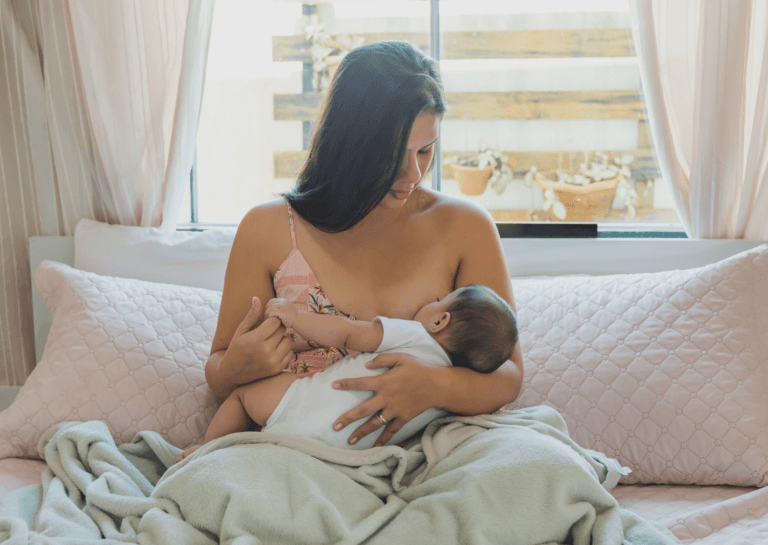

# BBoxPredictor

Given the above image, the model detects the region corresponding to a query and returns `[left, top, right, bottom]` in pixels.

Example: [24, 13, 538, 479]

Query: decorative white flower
[617, 154, 635, 166]
[617, 178, 639, 219]
[543, 189, 567, 220]
[305, 23, 364, 92]
[523, 166, 537, 187]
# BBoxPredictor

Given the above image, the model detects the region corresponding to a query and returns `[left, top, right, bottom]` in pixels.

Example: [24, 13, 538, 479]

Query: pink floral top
[272, 199, 358, 376]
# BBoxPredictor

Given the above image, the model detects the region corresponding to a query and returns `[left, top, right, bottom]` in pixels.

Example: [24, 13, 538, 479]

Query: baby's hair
[444, 285, 518, 374]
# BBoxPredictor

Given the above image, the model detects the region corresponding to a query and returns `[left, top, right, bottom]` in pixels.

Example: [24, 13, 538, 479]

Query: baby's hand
[265, 298, 298, 328]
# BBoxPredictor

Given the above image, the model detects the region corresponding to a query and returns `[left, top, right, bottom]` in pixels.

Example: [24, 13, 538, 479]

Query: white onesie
[263, 316, 452, 449]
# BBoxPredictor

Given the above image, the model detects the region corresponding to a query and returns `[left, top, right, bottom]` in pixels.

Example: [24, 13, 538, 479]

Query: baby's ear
[430, 311, 451, 333]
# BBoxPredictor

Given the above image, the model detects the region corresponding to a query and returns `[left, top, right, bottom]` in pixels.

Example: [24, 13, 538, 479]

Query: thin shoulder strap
[284, 198, 298, 249]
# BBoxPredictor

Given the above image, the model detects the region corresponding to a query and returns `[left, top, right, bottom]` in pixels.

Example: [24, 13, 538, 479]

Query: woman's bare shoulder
[232, 198, 291, 269]
[237, 198, 286, 235]
[416, 188, 496, 232]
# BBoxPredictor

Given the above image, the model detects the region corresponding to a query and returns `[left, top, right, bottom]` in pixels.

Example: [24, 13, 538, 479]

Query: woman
[205, 41, 523, 448]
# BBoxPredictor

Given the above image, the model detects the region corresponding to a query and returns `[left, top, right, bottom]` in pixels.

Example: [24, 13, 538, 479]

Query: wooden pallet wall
[270, 11, 656, 183]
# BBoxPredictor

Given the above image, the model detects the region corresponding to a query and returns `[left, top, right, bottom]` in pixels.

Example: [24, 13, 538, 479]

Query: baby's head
[414, 285, 518, 374]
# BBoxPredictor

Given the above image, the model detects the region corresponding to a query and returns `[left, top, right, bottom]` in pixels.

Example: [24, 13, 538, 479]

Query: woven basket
[534, 170, 622, 222]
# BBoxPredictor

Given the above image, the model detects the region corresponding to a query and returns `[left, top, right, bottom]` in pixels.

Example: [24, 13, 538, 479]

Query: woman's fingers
[348, 414, 385, 446]
[335, 354, 436, 445]
[332, 375, 378, 392]
[280, 350, 295, 370]
[366, 352, 400, 370]
[333, 397, 380, 438]
[276, 337, 295, 371]
[276, 335, 292, 357]
[346, 411, 404, 447]
[240, 316, 284, 351]
[232, 296, 263, 339]
[373, 419, 405, 448]
[246, 322, 291, 374]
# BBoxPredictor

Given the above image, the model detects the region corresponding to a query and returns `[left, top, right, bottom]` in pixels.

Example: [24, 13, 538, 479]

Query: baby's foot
[176, 445, 201, 463]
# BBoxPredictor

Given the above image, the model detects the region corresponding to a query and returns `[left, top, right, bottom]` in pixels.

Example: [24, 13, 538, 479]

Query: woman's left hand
[331, 352, 439, 447]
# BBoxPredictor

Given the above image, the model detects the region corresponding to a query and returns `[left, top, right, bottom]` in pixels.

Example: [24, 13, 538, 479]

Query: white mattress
[612, 484, 768, 544]
[2, 458, 768, 543]
[0, 458, 47, 497]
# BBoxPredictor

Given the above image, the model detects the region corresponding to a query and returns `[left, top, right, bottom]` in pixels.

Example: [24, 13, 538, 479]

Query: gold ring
[375, 412, 388, 426]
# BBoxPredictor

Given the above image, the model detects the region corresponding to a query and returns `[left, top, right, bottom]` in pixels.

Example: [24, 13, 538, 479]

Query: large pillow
[74, 218, 236, 291]
[506, 244, 768, 487]
[0, 261, 222, 459]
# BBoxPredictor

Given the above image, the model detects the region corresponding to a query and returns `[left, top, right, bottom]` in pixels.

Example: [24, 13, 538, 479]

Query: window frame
[184, 0, 687, 240]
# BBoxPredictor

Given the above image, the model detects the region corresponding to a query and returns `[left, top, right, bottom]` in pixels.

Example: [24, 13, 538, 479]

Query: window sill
[178, 222, 688, 239]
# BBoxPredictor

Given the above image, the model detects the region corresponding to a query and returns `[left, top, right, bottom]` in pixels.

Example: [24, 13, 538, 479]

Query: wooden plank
[274, 90, 645, 121]
[274, 149, 659, 180]
[445, 91, 645, 120]
[638, 119, 654, 149]
[273, 33, 428, 63]
[444, 29, 634, 59]
[273, 29, 635, 62]
[274, 93, 325, 122]
[490, 149, 657, 178]
[274, 151, 307, 179]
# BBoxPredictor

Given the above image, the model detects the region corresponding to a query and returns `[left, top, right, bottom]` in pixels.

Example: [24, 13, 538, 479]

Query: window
[183, 0, 684, 237]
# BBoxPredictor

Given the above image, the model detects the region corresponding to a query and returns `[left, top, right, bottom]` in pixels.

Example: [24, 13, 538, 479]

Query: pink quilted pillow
[506, 244, 768, 486]
[0, 261, 222, 459]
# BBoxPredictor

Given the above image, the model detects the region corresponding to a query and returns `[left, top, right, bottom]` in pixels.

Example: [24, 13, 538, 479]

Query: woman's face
[381, 111, 440, 207]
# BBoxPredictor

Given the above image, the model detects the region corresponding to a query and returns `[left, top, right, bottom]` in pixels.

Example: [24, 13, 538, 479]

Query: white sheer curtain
[42, 0, 213, 230]
[0, 0, 212, 385]
[629, 0, 768, 240]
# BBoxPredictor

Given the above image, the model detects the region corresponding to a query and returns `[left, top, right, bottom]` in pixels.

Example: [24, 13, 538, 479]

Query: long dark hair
[284, 41, 447, 232]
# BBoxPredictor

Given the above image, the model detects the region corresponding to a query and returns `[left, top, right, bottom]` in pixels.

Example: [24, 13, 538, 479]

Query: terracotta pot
[534, 170, 622, 222]
[450, 163, 493, 196]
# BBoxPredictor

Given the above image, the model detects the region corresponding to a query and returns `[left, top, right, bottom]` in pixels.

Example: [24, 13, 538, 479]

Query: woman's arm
[431, 202, 524, 414]
[205, 205, 295, 400]
[331, 201, 523, 446]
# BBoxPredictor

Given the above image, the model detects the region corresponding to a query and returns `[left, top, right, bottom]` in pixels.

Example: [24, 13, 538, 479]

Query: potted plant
[525, 152, 639, 222]
[305, 24, 364, 91]
[448, 145, 517, 196]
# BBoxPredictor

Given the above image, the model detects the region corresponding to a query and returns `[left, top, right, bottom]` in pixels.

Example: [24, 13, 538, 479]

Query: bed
[1, 219, 766, 544]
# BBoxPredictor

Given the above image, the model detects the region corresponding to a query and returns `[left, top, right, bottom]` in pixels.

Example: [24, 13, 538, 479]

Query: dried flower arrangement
[525, 152, 641, 221]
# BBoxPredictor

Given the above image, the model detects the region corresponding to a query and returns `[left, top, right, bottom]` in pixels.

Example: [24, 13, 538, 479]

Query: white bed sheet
[2, 457, 768, 543]
[612, 484, 768, 544]
[0, 458, 47, 497]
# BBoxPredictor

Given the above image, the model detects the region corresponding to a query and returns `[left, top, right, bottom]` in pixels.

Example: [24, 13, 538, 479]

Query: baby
[179, 284, 517, 460]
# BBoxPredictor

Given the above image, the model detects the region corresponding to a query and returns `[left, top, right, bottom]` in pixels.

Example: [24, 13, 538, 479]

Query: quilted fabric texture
[612, 484, 768, 544]
[506, 244, 768, 486]
[0, 261, 222, 459]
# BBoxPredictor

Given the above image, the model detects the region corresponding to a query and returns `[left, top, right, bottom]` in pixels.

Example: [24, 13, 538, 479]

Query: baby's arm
[266, 298, 383, 353]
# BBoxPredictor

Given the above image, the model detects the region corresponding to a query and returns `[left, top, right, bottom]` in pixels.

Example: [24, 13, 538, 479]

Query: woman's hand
[265, 298, 298, 328]
[331, 352, 439, 447]
[225, 297, 295, 383]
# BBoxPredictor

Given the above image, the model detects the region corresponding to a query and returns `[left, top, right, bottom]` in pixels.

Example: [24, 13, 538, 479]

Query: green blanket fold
[0, 406, 680, 545]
